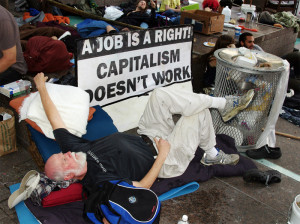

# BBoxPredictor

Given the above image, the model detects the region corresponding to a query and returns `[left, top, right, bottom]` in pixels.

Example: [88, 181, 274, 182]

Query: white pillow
[20, 83, 90, 139]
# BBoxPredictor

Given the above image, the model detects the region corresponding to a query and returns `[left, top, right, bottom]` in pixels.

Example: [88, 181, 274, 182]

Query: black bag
[83, 181, 161, 224]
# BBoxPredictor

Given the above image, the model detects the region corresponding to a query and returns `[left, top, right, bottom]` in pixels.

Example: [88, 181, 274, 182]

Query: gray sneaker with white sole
[200, 150, 240, 166]
[219, 89, 255, 122]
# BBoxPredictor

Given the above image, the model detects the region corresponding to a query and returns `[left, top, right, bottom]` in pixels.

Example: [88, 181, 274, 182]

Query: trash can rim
[214, 48, 285, 73]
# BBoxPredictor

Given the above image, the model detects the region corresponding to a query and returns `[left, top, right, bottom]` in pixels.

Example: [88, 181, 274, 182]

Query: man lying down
[34, 72, 254, 221]
[35, 71, 255, 184]
[34, 73, 254, 220]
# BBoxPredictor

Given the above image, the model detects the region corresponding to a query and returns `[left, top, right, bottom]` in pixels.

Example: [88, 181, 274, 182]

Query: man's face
[241, 36, 255, 49]
[137, 0, 147, 10]
[55, 151, 87, 174]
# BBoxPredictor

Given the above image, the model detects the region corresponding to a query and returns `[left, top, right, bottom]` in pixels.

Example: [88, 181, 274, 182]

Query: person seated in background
[159, 0, 181, 25]
[202, 0, 219, 12]
[218, 0, 233, 13]
[237, 32, 263, 51]
[0, 5, 27, 85]
[116, 0, 156, 29]
[192, 35, 235, 93]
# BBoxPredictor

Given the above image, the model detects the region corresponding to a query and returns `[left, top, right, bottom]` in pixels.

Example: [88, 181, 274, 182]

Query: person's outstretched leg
[137, 87, 214, 140]
[138, 87, 254, 139]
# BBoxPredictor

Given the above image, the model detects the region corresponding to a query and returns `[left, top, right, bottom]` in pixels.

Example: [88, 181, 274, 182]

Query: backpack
[24, 36, 73, 74]
[83, 180, 161, 224]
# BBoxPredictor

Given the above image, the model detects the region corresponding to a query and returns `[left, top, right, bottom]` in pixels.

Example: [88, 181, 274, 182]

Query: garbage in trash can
[211, 48, 287, 151]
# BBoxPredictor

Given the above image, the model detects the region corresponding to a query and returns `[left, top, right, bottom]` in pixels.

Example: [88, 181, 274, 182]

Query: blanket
[151, 134, 257, 195]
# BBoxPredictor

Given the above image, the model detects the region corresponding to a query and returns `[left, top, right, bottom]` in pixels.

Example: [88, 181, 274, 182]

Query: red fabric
[24, 36, 73, 73]
[22, 12, 70, 24]
[9, 95, 96, 135]
[202, 0, 219, 11]
[42, 183, 83, 207]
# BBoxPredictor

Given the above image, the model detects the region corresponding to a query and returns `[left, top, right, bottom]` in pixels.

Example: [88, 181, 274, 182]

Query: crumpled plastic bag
[235, 47, 258, 67]
[103, 6, 124, 21]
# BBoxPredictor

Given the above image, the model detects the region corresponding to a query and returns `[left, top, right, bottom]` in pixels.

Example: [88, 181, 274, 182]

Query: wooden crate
[180, 10, 225, 35]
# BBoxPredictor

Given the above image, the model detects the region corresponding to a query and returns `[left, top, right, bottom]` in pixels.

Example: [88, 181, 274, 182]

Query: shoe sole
[243, 169, 281, 185]
[223, 90, 255, 122]
[200, 157, 240, 166]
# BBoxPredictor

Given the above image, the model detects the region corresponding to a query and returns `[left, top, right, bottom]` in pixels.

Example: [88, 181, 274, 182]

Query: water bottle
[178, 215, 189, 224]
[222, 6, 231, 23]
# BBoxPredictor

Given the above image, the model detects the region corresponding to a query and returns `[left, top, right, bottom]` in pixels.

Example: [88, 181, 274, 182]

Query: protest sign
[76, 25, 193, 106]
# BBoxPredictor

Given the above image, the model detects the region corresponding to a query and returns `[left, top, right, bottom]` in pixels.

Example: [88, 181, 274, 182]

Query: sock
[205, 147, 219, 159]
[211, 97, 226, 110]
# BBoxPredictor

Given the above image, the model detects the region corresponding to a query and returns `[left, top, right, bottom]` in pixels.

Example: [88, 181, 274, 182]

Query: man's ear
[64, 172, 75, 181]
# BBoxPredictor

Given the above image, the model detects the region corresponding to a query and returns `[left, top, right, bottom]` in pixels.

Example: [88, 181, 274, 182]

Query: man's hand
[154, 137, 170, 158]
[150, 0, 156, 9]
[132, 137, 170, 189]
[34, 72, 48, 90]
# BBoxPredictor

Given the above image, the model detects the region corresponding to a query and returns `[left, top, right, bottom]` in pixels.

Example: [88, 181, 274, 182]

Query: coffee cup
[235, 26, 242, 37]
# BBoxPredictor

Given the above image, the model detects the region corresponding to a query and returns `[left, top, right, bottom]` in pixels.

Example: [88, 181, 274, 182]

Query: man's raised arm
[34, 72, 67, 130]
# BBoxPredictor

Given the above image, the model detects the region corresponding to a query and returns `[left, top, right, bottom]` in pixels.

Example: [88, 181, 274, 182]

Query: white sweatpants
[137, 88, 216, 178]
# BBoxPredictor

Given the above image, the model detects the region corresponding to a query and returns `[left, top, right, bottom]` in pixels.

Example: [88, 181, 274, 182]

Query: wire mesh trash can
[211, 48, 287, 151]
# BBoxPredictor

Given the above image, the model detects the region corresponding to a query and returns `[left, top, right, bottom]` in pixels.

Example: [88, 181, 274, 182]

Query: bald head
[45, 152, 87, 181]
[45, 154, 65, 181]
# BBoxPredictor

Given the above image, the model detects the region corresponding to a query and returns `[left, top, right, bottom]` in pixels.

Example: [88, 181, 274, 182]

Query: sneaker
[200, 150, 239, 166]
[219, 89, 255, 122]
[246, 145, 282, 159]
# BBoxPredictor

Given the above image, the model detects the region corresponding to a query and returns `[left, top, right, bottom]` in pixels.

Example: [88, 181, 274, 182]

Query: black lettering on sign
[77, 25, 193, 60]
[95, 49, 181, 78]
[90, 75, 149, 102]
[152, 66, 190, 85]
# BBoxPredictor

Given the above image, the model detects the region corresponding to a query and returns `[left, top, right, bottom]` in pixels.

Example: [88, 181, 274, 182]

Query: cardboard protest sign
[76, 25, 193, 106]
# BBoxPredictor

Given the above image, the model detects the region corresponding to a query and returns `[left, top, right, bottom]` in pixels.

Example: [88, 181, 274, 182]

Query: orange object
[23, 12, 31, 21]
[274, 23, 283, 28]
[52, 15, 70, 24]
[43, 13, 55, 22]
[22, 12, 70, 24]
[238, 25, 258, 32]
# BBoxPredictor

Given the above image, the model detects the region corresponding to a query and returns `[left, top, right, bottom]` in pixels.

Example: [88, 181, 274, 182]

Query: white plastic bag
[103, 6, 124, 21]
[235, 47, 258, 67]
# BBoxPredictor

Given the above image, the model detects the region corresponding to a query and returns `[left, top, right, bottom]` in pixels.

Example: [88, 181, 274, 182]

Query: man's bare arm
[34, 72, 67, 130]
[0, 46, 17, 73]
[132, 138, 170, 189]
